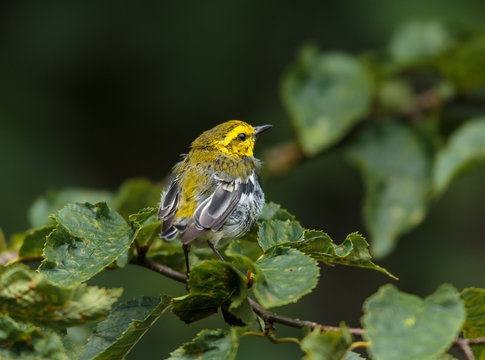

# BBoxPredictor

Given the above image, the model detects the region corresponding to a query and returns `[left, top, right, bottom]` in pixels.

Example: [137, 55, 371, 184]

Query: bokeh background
[2, 1, 485, 358]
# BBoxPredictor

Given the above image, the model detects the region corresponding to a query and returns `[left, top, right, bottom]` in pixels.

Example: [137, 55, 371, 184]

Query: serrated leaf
[80, 296, 171, 360]
[300, 325, 352, 360]
[39, 202, 137, 287]
[389, 20, 452, 66]
[433, 118, 485, 196]
[112, 178, 163, 219]
[461, 287, 485, 360]
[345, 352, 366, 360]
[440, 36, 485, 91]
[290, 231, 396, 279]
[168, 327, 245, 360]
[347, 122, 431, 258]
[129, 207, 160, 248]
[258, 220, 305, 252]
[29, 188, 113, 228]
[0, 316, 69, 360]
[18, 225, 55, 258]
[362, 284, 465, 360]
[281, 45, 373, 156]
[258, 202, 295, 221]
[253, 247, 319, 308]
[0, 264, 122, 328]
[171, 261, 247, 323]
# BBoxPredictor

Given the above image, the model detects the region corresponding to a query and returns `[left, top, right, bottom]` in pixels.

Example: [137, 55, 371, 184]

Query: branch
[133, 256, 485, 359]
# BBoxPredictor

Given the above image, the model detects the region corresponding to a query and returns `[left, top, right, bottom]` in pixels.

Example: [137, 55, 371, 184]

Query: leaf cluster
[277, 20, 485, 258]
[2, 19, 485, 360]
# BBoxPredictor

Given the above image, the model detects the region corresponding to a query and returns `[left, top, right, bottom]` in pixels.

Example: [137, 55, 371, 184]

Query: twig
[133, 256, 485, 357]
[455, 337, 485, 360]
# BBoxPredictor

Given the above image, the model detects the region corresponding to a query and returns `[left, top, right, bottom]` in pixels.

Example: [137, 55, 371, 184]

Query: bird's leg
[183, 244, 191, 292]
[207, 241, 226, 262]
[183, 244, 190, 274]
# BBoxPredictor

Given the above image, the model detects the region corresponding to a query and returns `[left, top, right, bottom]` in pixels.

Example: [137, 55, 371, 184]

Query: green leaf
[362, 284, 465, 360]
[171, 261, 247, 323]
[0, 264, 122, 328]
[29, 188, 113, 228]
[18, 225, 55, 258]
[257, 220, 305, 252]
[253, 247, 319, 308]
[112, 178, 163, 219]
[440, 36, 485, 91]
[168, 327, 245, 360]
[389, 20, 452, 66]
[347, 122, 431, 258]
[80, 296, 171, 360]
[433, 118, 485, 196]
[225, 237, 263, 264]
[258, 202, 295, 221]
[0, 316, 69, 360]
[281, 45, 373, 156]
[291, 231, 397, 279]
[39, 202, 137, 287]
[461, 287, 485, 360]
[129, 207, 161, 248]
[345, 352, 366, 360]
[300, 325, 352, 360]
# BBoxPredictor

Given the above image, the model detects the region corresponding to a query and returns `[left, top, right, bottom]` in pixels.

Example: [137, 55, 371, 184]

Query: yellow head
[191, 120, 272, 157]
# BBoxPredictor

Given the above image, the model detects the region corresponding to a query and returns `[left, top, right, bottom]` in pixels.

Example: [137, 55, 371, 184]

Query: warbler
[158, 120, 272, 272]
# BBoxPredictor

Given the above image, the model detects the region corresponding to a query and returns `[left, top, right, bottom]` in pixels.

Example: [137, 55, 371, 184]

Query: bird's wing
[158, 180, 180, 232]
[180, 180, 244, 244]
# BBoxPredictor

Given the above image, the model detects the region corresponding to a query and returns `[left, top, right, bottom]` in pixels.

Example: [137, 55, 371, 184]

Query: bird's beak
[253, 124, 273, 136]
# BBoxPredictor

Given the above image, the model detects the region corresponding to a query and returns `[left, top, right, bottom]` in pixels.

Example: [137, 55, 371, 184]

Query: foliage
[279, 19, 485, 258]
[2, 19, 485, 360]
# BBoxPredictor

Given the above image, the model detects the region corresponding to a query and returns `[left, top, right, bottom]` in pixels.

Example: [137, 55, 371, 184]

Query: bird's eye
[237, 133, 247, 141]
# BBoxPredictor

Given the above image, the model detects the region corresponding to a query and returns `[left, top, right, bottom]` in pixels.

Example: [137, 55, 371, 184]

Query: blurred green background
[2, 0, 485, 358]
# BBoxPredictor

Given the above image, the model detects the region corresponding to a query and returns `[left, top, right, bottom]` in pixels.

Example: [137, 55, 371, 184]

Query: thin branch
[456, 338, 476, 360]
[133, 256, 485, 356]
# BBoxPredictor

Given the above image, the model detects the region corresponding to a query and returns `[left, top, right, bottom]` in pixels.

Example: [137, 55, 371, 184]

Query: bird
[158, 120, 272, 273]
